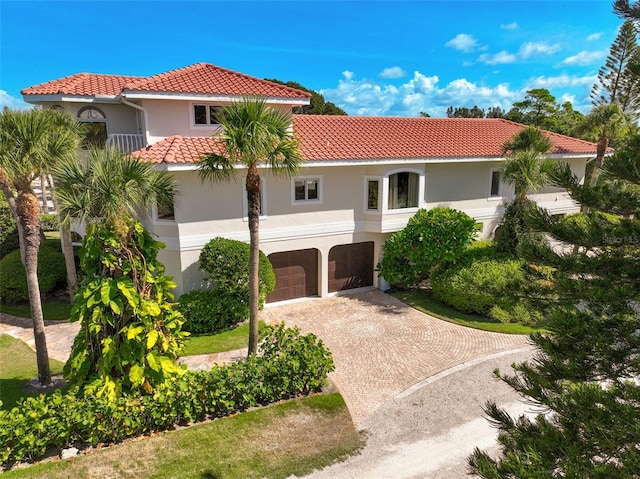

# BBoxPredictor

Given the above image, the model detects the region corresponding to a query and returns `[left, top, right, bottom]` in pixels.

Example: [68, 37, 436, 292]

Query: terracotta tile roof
[123, 63, 311, 99]
[22, 63, 311, 100]
[131, 135, 225, 164]
[132, 117, 599, 166]
[292, 116, 600, 161]
[21, 73, 143, 96]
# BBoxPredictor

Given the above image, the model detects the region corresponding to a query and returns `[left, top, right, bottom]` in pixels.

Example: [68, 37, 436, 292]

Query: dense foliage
[0, 202, 19, 259]
[199, 236, 275, 311]
[177, 289, 248, 334]
[0, 324, 334, 468]
[265, 79, 347, 115]
[39, 213, 59, 232]
[377, 207, 480, 287]
[431, 243, 544, 324]
[469, 134, 640, 477]
[0, 241, 66, 304]
[64, 221, 187, 400]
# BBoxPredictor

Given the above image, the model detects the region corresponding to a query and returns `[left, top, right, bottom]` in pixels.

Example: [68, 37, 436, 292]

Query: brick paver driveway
[261, 289, 529, 428]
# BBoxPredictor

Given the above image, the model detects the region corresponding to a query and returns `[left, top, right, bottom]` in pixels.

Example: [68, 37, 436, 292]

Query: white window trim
[189, 102, 225, 130]
[242, 178, 268, 221]
[488, 168, 503, 201]
[291, 175, 323, 205]
[364, 176, 382, 214]
[381, 168, 426, 214]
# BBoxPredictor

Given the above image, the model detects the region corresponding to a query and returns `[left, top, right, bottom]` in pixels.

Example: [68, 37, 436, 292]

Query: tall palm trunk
[246, 164, 261, 356]
[48, 176, 78, 301]
[16, 191, 51, 385]
[40, 174, 48, 213]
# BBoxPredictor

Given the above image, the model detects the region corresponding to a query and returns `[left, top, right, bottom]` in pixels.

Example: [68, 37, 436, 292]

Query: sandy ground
[298, 347, 537, 479]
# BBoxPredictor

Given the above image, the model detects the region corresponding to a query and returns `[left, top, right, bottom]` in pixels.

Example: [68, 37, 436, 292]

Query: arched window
[77, 106, 107, 148]
[388, 172, 419, 209]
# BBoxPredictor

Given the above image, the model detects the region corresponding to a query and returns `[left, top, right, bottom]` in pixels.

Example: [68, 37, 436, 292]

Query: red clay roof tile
[131, 117, 598, 165]
[22, 63, 311, 99]
[21, 73, 143, 96]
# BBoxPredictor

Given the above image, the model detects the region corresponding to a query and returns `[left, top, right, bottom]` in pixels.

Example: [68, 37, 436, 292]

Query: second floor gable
[21, 62, 312, 151]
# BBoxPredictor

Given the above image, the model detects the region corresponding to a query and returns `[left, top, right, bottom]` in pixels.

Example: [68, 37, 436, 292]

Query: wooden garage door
[328, 242, 374, 293]
[267, 249, 318, 303]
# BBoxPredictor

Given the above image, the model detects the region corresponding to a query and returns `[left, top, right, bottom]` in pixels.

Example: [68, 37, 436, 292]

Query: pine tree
[591, 21, 640, 119]
[469, 134, 640, 478]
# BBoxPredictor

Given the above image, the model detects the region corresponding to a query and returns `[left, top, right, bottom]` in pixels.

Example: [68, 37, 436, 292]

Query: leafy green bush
[199, 237, 275, 307]
[0, 245, 66, 304]
[431, 246, 543, 324]
[39, 213, 59, 232]
[494, 198, 545, 255]
[0, 323, 334, 467]
[0, 203, 19, 259]
[177, 289, 248, 334]
[377, 207, 480, 287]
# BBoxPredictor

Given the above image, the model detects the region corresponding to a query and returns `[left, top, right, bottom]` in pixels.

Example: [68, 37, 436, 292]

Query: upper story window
[489, 170, 502, 197]
[366, 178, 381, 211]
[193, 104, 225, 126]
[292, 176, 322, 204]
[77, 106, 107, 149]
[388, 172, 419, 209]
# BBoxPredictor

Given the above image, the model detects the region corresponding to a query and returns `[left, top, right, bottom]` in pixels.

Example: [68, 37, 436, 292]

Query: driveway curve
[261, 289, 530, 428]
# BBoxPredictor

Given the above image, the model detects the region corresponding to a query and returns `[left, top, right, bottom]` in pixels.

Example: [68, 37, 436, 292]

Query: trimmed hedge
[430, 244, 543, 324]
[0, 204, 19, 259]
[39, 213, 59, 232]
[0, 324, 334, 467]
[0, 241, 67, 304]
[177, 289, 248, 334]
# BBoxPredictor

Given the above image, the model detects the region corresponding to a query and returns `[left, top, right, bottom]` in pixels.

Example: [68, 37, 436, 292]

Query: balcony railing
[106, 134, 145, 154]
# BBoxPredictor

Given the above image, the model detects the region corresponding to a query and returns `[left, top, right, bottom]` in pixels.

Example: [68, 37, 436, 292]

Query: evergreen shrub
[177, 289, 248, 334]
[39, 213, 59, 232]
[0, 204, 19, 259]
[0, 323, 334, 467]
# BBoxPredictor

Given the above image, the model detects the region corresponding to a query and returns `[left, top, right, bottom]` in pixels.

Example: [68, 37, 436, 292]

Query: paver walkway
[1, 289, 529, 429]
[261, 289, 529, 427]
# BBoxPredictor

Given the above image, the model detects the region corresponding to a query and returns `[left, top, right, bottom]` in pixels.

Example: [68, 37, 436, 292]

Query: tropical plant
[198, 98, 303, 355]
[0, 108, 81, 386]
[469, 134, 640, 477]
[376, 207, 480, 287]
[53, 148, 182, 398]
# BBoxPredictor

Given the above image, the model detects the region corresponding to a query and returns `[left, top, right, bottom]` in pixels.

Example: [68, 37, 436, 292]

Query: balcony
[106, 134, 145, 154]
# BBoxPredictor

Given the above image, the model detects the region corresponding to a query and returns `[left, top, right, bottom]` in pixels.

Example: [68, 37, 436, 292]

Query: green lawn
[0, 335, 65, 410]
[391, 289, 544, 334]
[182, 321, 266, 356]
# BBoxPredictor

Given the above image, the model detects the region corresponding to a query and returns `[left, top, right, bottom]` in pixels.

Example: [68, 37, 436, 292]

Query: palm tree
[500, 126, 554, 201]
[198, 98, 303, 356]
[574, 103, 631, 187]
[53, 147, 176, 229]
[0, 108, 81, 386]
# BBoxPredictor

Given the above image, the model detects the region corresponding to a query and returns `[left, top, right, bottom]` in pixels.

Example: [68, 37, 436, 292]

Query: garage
[266, 249, 319, 303]
[328, 242, 374, 293]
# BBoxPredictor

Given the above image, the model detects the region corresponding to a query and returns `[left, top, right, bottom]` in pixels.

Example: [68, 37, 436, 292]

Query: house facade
[22, 63, 599, 302]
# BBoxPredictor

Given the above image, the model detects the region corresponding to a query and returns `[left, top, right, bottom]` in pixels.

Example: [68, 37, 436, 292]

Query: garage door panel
[267, 250, 318, 303]
[328, 242, 374, 293]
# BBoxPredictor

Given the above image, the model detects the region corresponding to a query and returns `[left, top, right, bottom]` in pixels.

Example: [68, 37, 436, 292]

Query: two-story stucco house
[22, 62, 600, 303]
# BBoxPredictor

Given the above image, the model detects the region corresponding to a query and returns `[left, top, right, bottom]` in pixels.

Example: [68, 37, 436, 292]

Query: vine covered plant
[64, 220, 188, 400]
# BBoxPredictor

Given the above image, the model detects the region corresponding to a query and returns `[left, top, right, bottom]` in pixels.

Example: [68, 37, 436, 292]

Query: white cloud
[478, 50, 518, 65]
[342, 70, 354, 80]
[519, 42, 561, 58]
[379, 66, 407, 79]
[561, 50, 607, 66]
[320, 70, 521, 118]
[445, 33, 479, 53]
[586, 32, 602, 41]
[500, 22, 519, 30]
[0, 90, 31, 110]
[526, 73, 597, 89]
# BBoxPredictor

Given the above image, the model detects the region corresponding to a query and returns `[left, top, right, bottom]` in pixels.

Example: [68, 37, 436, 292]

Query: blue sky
[0, 1, 625, 117]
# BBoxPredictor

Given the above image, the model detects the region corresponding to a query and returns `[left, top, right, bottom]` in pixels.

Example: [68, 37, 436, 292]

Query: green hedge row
[177, 289, 248, 334]
[0, 324, 334, 467]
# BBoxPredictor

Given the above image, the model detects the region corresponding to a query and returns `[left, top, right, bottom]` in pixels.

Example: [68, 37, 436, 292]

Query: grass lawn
[182, 321, 266, 356]
[2, 392, 362, 479]
[391, 289, 544, 335]
[0, 335, 65, 410]
[0, 301, 73, 321]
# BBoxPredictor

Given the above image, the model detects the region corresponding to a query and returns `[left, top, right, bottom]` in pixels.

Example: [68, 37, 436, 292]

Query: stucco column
[318, 247, 329, 298]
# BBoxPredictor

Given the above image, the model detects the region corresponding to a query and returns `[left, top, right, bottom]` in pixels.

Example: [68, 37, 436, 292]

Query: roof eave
[22, 94, 120, 104]
[121, 91, 311, 105]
